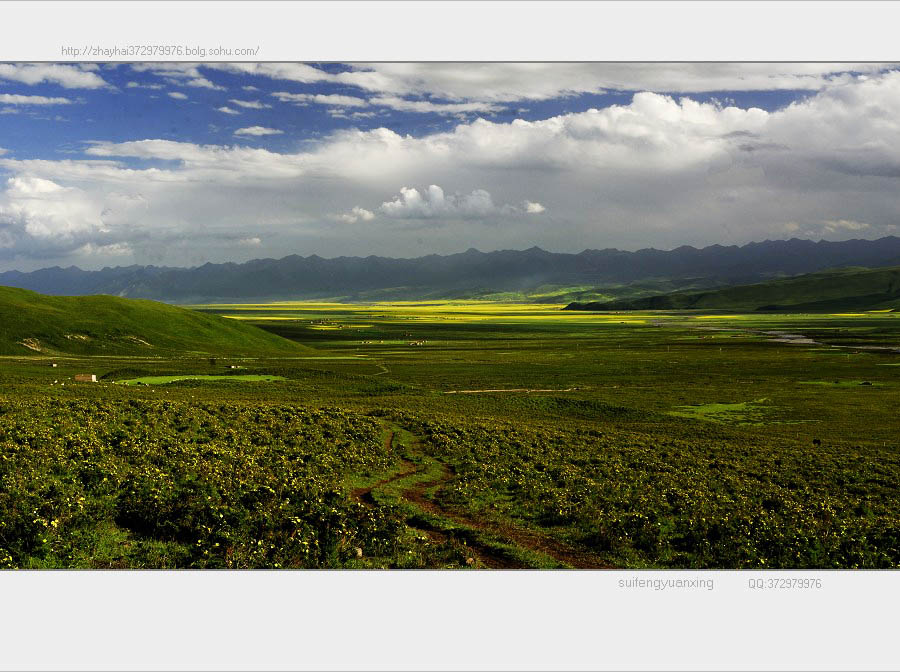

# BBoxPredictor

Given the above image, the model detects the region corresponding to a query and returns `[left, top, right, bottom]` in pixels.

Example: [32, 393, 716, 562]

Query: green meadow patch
[293, 356, 368, 360]
[117, 374, 286, 386]
[668, 398, 773, 425]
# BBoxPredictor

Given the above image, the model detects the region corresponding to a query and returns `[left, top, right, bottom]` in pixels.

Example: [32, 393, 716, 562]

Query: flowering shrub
[0, 399, 403, 568]
[411, 419, 900, 568]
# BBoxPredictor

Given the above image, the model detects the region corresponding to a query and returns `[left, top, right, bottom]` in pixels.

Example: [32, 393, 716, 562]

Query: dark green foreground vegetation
[1, 300, 898, 568]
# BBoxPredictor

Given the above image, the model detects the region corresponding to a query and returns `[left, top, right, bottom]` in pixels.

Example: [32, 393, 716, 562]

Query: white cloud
[233, 126, 283, 137]
[206, 62, 899, 102]
[75, 241, 133, 257]
[823, 219, 870, 232]
[168, 92, 188, 100]
[378, 185, 540, 219]
[7, 176, 68, 196]
[219, 63, 894, 117]
[242, 85, 259, 92]
[184, 78, 223, 90]
[291, 92, 769, 182]
[83, 139, 300, 178]
[0, 94, 72, 105]
[784, 218, 874, 238]
[0, 173, 160, 263]
[237, 236, 262, 246]
[217, 106, 241, 115]
[0, 176, 101, 240]
[371, 95, 502, 115]
[207, 63, 339, 86]
[329, 110, 378, 120]
[126, 81, 164, 90]
[0, 63, 108, 89]
[4, 69, 900, 268]
[333, 206, 375, 224]
[228, 99, 272, 109]
[381, 185, 487, 219]
[130, 64, 224, 91]
[272, 91, 369, 107]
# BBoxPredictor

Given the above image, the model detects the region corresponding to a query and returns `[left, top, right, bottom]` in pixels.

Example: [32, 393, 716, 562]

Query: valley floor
[1, 303, 898, 568]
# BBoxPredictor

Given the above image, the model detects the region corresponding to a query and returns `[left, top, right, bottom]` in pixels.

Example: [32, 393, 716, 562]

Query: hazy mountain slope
[565, 266, 900, 312]
[0, 286, 308, 356]
[2, 237, 900, 302]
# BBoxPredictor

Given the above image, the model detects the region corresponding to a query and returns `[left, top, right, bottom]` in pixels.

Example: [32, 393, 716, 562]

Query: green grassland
[257, 276, 726, 305]
[1, 295, 898, 568]
[117, 374, 287, 386]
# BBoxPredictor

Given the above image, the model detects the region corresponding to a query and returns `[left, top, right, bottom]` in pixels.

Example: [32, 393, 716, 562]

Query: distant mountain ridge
[3, 237, 900, 302]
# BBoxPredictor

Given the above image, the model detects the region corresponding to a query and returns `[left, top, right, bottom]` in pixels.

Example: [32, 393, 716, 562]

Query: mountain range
[2, 236, 900, 303]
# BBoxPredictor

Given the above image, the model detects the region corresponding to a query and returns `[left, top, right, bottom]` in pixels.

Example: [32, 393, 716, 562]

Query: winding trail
[352, 428, 610, 569]
[350, 431, 418, 506]
[400, 454, 520, 569]
[401, 448, 609, 569]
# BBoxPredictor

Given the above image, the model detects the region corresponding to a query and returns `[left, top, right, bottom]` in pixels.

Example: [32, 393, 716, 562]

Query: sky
[0, 62, 899, 271]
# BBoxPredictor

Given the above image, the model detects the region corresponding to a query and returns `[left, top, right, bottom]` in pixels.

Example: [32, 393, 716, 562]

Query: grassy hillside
[565, 266, 900, 312]
[0, 286, 308, 356]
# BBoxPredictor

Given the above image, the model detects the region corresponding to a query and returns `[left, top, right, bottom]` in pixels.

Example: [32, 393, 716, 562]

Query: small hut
[74, 374, 97, 383]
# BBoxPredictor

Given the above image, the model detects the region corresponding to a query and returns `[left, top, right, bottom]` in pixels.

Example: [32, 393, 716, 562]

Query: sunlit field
[2, 301, 897, 568]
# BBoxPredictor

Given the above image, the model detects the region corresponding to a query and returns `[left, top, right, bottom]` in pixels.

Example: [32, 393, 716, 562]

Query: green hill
[0, 286, 307, 356]
[565, 266, 900, 312]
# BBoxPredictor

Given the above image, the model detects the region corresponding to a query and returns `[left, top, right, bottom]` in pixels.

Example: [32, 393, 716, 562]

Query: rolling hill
[2, 236, 900, 302]
[564, 266, 900, 312]
[0, 286, 307, 356]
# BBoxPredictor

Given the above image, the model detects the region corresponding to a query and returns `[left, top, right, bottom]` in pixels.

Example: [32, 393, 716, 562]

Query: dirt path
[348, 432, 506, 567]
[401, 459, 520, 569]
[402, 453, 609, 569]
[352, 427, 610, 569]
[350, 431, 418, 506]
